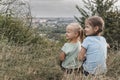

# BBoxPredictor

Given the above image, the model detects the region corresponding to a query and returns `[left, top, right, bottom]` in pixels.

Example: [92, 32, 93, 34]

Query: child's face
[85, 22, 98, 36]
[65, 25, 77, 40]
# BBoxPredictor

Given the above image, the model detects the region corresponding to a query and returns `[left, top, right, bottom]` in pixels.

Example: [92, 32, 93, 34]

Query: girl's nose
[84, 28, 87, 31]
[84, 28, 86, 31]
[84, 29, 86, 31]
[65, 33, 67, 36]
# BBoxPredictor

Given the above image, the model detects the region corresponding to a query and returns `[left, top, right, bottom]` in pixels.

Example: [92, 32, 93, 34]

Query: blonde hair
[68, 23, 84, 42]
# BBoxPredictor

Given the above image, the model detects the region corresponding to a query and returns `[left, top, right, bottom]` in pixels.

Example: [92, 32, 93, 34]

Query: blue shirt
[82, 36, 107, 75]
[61, 41, 82, 69]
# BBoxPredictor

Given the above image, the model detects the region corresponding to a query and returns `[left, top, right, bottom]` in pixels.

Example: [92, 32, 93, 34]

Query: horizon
[32, 16, 76, 18]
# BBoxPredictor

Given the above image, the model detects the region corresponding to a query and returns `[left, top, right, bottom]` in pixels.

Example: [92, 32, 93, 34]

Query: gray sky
[30, 0, 82, 17]
[30, 0, 120, 17]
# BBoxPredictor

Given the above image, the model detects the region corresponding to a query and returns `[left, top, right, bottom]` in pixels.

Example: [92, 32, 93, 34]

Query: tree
[75, 0, 120, 46]
[0, 0, 33, 44]
[0, 0, 32, 27]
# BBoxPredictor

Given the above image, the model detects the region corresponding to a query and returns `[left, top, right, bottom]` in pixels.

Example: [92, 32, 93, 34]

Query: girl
[78, 16, 108, 76]
[59, 23, 84, 74]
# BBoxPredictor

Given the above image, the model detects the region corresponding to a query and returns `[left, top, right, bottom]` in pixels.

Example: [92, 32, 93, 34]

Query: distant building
[32, 17, 77, 28]
[40, 19, 47, 23]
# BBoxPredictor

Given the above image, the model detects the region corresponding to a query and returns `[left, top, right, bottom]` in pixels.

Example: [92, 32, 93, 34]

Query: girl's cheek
[66, 33, 68, 36]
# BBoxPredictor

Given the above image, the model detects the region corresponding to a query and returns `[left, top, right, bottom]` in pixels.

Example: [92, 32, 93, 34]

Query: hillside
[0, 36, 120, 80]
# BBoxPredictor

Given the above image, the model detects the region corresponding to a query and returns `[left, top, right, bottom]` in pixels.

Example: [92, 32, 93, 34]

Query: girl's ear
[94, 26, 99, 32]
[75, 32, 79, 37]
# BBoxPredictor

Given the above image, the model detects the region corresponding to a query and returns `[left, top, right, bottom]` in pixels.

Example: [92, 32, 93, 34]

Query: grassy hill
[0, 37, 62, 80]
[0, 37, 120, 80]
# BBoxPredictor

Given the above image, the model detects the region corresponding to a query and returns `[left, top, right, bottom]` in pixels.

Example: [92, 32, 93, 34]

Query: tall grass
[0, 37, 120, 80]
[0, 37, 62, 80]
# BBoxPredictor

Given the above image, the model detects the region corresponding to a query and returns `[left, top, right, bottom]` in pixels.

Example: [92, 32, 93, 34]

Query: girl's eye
[85, 25, 89, 28]
[67, 32, 70, 33]
[66, 31, 69, 33]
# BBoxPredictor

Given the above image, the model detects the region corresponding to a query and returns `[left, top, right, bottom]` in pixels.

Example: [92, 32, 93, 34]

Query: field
[0, 37, 120, 80]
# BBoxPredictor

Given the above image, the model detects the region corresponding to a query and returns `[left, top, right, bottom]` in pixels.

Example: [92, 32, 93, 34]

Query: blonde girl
[59, 23, 84, 74]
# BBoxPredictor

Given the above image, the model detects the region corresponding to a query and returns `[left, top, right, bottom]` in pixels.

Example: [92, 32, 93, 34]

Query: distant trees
[0, 0, 39, 45]
[0, 0, 32, 27]
[75, 0, 120, 47]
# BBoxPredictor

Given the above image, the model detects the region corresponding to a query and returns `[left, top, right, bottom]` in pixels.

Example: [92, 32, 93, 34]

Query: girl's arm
[107, 43, 110, 48]
[59, 52, 65, 61]
[78, 46, 86, 61]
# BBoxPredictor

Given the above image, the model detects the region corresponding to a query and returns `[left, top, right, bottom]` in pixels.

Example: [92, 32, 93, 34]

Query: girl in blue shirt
[78, 16, 108, 77]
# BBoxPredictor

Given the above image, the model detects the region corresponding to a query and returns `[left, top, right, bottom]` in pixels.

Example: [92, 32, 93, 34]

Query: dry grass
[0, 39, 120, 80]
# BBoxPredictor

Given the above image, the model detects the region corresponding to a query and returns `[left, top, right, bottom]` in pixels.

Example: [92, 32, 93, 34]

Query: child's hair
[85, 16, 104, 34]
[68, 23, 84, 42]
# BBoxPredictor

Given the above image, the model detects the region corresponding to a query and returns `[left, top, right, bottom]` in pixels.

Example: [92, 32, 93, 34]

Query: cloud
[30, 0, 83, 17]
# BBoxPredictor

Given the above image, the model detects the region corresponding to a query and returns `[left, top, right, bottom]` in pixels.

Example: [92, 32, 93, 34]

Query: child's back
[82, 36, 107, 74]
[78, 16, 108, 76]
[61, 41, 81, 69]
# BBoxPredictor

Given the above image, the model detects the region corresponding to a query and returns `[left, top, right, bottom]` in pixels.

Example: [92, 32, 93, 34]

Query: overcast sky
[30, 0, 120, 17]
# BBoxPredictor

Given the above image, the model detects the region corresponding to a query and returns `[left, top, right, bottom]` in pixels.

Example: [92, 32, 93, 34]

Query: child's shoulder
[83, 36, 106, 42]
[100, 36, 106, 39]
[83, 36, 93, 41]
[86, 36, 105, 39]
[62, 42, 70, 47]
[100, 36, 107, 42]
[63, 41, 80, 47]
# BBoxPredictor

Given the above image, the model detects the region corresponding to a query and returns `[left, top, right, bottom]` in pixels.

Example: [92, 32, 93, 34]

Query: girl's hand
[107, 43, 110, 48]
[59, 52, 65, 61]
[78, 46, 86, 61]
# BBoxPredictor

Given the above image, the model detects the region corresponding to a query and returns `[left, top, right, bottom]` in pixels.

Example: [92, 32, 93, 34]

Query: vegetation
[0, 11, 63, 80]
[0, 0, 119, 80]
